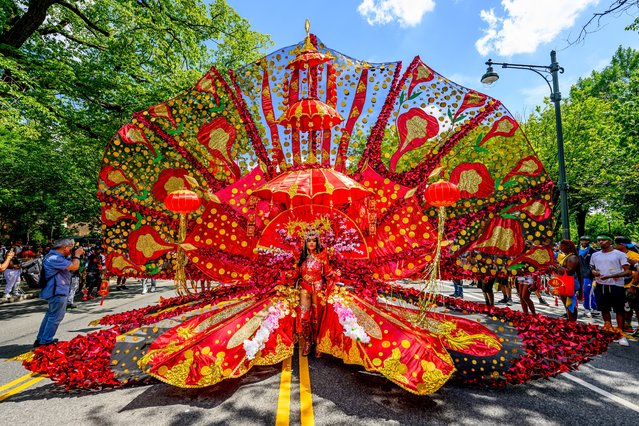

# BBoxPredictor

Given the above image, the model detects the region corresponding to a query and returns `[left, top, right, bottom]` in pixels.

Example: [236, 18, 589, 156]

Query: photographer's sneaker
[616, 337, 630, 347]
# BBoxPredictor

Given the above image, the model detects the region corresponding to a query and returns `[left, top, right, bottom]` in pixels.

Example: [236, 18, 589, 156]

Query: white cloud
[475, 0, 600, 56]
[357, 0, 436, 27]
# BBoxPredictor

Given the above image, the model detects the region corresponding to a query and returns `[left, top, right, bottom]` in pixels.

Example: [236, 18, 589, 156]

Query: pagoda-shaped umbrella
[252, 167, 371, 208]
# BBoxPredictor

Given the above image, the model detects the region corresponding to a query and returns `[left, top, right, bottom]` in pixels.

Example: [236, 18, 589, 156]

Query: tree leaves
[523, 46, 639, 239]
[0, 0, 271, 241]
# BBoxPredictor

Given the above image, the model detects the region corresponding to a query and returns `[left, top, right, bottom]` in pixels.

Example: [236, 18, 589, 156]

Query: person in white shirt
[590, 233, 630, 345]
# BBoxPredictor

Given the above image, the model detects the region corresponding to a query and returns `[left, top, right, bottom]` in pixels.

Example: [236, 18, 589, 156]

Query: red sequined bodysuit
[297, 250, 334, 353]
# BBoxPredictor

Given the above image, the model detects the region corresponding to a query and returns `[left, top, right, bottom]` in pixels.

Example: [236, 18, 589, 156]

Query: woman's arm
[0, 251, 15, 272]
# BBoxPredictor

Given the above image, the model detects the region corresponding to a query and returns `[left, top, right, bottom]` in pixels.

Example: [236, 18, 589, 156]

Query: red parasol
[277, 98, 343, 132]
[252, 167, 371, 208]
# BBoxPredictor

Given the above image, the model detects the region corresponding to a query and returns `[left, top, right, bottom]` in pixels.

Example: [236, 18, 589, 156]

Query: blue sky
[227, 0, 638, 120]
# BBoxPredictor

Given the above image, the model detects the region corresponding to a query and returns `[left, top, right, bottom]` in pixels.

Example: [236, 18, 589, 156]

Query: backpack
[36, 255, 59, 291]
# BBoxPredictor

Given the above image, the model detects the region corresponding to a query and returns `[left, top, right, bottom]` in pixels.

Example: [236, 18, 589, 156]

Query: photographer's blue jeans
[36, 295, 68, 344]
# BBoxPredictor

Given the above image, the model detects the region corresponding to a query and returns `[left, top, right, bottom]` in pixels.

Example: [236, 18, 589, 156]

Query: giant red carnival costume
[22, 24, 615, 394]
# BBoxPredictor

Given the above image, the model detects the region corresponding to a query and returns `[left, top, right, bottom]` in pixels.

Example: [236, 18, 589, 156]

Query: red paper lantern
[425, 180, 461, 207]
[164, 189, 201, 214]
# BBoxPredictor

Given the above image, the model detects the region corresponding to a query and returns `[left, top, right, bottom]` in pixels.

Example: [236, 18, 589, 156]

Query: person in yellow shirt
[615, 236, 639, 335]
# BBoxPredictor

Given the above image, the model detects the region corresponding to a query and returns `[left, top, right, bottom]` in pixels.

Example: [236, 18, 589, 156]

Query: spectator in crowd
[479, 277, 495, 306]
[116, 276, 128, 291]
[578, 236, 598, 318]
[10, 241, 23, 257]
[625, 257, 639, 338]
[553, 243, 563, 262]
[0, 247, 15, 272]
[35, 238, 84, 347]
[3, 257, 22, 300]
[615, 236, 639, 265]
[590, 233, 630, 346]
[20, 251, 42, 289]
[535, 284, 550, 306]
[554, 240, 583, 322]
[141, 277, 157, 294]
[0, 242, 8, 262]
[115, 277, 128, 290]
[67, 259, 82, 310]
[451, 279, 463, 298]
[614, 236, 639, 333]
[83, 246, 105, 301]
[516, 275, 536, 315]
[496, 277, 512, 306]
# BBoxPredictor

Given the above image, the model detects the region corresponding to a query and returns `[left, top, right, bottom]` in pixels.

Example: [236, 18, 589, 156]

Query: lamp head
[481, 61, 499, 84]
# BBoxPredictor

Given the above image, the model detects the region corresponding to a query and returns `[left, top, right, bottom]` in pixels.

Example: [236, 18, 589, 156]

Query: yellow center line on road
[275, 356, 293, 426]
[298, 350, 315, 426]
[0, 372, 40, 393]
[0, 374, 44, 402]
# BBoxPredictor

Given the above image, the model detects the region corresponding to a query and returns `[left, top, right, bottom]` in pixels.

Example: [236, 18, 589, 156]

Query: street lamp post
[481, 50, 570, 241]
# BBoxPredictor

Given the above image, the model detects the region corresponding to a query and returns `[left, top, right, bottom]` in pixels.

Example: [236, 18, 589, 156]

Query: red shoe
[302, 341, 311, 356]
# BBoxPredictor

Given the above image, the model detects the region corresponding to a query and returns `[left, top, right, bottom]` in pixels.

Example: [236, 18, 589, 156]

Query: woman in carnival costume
[291, 228, 337, 357]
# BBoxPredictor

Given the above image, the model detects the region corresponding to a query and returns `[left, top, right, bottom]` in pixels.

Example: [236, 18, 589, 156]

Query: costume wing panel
[361, 58, 554, 278]
[317, 290, 455, 395]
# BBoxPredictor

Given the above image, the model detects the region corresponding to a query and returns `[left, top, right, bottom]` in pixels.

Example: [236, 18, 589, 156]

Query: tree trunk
[0, 0, 55, 51]
[575, 208, 587, 239]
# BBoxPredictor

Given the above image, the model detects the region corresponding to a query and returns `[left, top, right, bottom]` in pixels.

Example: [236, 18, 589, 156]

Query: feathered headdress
[286, 217, 332, 240]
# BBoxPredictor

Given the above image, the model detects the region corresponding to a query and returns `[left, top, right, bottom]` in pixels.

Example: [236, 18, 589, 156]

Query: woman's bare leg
[516, 284, 528, 314]
[300, 289, 312, 355]
[520, 284, 536, 315]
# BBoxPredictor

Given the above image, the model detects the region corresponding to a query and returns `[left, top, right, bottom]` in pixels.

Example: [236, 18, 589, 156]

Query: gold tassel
[418, 205, 446, 325]
[174, 213, 189, 295]
[367, 197, 377, 235]
[246, 196, 258, 237]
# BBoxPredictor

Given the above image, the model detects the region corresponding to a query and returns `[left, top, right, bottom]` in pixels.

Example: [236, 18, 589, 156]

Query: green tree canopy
[0, 0, 271, 242]
[523, 46, 639, 240]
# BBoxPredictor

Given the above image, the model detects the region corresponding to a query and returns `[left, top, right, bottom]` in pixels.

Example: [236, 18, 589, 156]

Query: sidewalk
[0, 278, 158, 305]
[0, 288, 40, 304]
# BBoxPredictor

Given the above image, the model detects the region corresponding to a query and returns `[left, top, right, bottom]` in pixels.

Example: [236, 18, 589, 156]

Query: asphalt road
[1, 280, 638, 426]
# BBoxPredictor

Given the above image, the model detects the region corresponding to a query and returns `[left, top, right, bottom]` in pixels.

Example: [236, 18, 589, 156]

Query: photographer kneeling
[35, 238, 84, 348]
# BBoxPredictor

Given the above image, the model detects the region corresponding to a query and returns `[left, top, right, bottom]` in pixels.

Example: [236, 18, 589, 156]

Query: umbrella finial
[302, 19, 315, 52]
